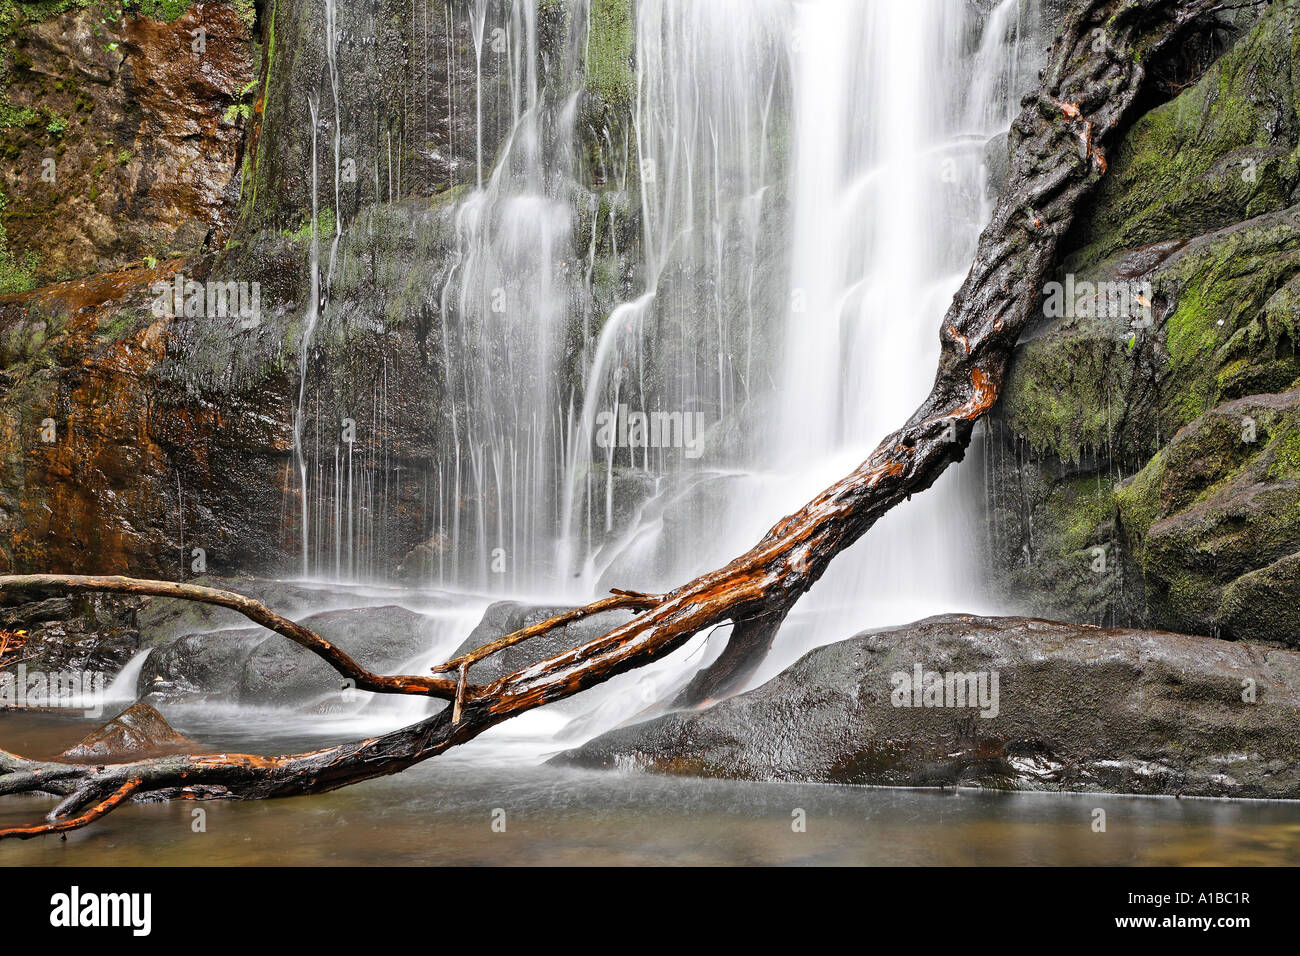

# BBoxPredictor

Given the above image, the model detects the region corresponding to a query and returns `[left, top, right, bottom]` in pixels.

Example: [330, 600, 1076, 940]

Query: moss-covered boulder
[1117, 390, 1300, 638]
[1067, 2, 1300, 269]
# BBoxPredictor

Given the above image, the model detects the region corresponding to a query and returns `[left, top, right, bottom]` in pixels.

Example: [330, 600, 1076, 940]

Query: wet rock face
[554, 614, 1300, 799]
[0, 590, 141, 675]
[239, 0, 515, 234]
[58, 700, 195, 760]
[138, 602, 435, 705]
[986, 1, 1300, 642]
[0, 264, 294, 576]
[1, 3, 254, 288]
[0, 2, 283, 580]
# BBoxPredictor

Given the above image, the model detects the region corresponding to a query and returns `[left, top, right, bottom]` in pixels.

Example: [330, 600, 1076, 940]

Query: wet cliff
[984, 0, 1300, 647]
[0, 0, 1295, 659]
[0, 0, 644, 581]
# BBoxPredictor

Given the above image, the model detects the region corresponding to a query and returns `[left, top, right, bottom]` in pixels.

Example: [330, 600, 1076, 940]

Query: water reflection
[2, 713, 1297, 866]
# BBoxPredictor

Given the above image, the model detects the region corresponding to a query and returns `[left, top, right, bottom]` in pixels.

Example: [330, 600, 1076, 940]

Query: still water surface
[2, 711, 1298, 865]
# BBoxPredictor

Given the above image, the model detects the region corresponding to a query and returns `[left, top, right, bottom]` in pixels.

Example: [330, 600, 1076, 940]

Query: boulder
[553, 614, 1300, 799]
[450, 600, 636, 685]
[138, 603, 437, 706]
[138, 626, 268, 703]
[237, 604, 433, 706]
[58, 701, 196, 761]
[985, 0, 1300, 635]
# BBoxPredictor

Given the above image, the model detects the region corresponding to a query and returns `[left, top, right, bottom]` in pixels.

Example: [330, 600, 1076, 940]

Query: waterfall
[560, 0, 1048, 684]
[282, 0, 1047, 690]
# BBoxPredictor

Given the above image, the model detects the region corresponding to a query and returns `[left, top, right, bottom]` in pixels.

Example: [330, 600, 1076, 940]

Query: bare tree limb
[0, 574, 462, 699]
[0, 0, 1224, 840]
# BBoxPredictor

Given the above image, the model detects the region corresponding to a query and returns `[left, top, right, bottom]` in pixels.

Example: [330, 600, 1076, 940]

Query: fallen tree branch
[430, 589, 663, 675]
[0, 778, 141, 841]
[0, 574, 462, 699]
[0, 0, 1224, 840]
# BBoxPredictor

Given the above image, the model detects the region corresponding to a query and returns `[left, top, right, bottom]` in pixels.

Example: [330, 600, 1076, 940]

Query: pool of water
[3, 710, 1299, 866]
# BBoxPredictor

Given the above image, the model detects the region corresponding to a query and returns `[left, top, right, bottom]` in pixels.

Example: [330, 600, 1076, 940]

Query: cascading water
[274, 0, 1049, 745]
[560, 0, 1050, 687]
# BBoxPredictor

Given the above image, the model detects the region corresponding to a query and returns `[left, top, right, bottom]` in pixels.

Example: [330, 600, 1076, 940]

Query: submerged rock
[553, 614, 1300, 799]
[59, 701, 195, 761]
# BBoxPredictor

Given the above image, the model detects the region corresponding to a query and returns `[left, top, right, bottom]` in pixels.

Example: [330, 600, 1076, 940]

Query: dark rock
[237, 604, 433, 706]
[553, 614, 1300, 799]
[138, 625, 267, 702]
[982, 130, 1009, 201]
[452, 600, 636, 685]
[139, 602, 437, 706]
[0, 592, 141, 675]
[58, 701, 196, 761]
[1220, 551, 1300, 644]
[133, 576, 360, 647]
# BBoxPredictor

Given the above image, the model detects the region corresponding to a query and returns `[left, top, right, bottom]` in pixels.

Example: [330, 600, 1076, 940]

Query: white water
[254, 0, 1049, 751]
[561, 0, 1049, 685]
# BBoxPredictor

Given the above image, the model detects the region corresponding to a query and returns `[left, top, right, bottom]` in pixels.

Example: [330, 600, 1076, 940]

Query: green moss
[1066, 2, 1300, 271]
[239, 0, 275, 221]
[0, 101, 39, 128]
[285, 206, 336, 242]
[1266, 422, 1300, 481]
[999, 306, 1134, 464]
[1059, 475, 1116, 554]
[584, 0, 633, 107]
[95, 307, 138, 341]
[125, 0, 194, 23]
[1153, 215, 1300, 431]
[0, 188, 38, 294]
[1115, 449, 1166, 541]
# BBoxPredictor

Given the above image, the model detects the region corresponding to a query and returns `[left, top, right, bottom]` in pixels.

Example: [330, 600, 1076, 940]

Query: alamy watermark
[890, 662, 1000, 718]
[151, 273, 261, 328]
[0, 665, 106, 717]
[594, 404, 707, 459]
[1042, 274, 1152, 325]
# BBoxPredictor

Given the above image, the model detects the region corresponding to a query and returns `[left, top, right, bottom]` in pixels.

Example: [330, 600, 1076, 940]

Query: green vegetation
[1114, 449, 1166, 542]
[584, 0, 633, 106]
[1065, 2, 1300, 272]
[286, 207, 337, 242]
[0, 188, 38, 294]
[238, 0, 275, 221]
[125, 0, 194, 22]
[1267, 421, 1300, 481]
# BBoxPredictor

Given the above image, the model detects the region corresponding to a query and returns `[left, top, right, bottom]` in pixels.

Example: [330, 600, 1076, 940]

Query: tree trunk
[0, 0, 1225, 839]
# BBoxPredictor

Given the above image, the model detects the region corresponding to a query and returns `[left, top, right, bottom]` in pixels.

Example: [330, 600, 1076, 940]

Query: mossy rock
[1066, 1, 1300, 271]
[1218, 550, 1300, 644]
[1125, 390, 1300, 640]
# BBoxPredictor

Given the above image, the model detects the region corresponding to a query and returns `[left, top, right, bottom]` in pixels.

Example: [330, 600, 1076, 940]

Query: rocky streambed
[10, 582, 1297, 802]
